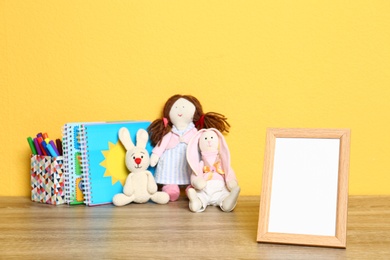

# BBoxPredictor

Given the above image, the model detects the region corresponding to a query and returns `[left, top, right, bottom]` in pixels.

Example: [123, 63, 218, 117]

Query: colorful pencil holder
[30, 155, 65, 205]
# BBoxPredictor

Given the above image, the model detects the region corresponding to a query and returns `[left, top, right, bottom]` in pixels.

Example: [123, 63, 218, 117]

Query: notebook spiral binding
[64, 123, 87, 205]
[79, 125, 92, 205]
[62, 124, 71, 204]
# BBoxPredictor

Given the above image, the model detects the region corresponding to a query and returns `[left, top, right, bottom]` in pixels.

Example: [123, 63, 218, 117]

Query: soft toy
[113, 128, 169, 206]
[186, 128, 240, 212]
[147, 94, 230, 202]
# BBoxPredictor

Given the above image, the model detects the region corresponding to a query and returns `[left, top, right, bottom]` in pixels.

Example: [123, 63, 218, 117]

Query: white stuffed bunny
[113, 128, 169, 206]
[186, 128, 240, 212]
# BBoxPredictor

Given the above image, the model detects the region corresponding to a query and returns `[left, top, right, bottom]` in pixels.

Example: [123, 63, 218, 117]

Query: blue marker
[46, 143, 59, 157]
[45, 139, 60, 156]
[41, 141, 51, 157]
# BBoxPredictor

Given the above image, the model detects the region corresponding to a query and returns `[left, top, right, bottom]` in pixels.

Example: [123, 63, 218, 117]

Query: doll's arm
[150, 154, 159, 167]
[191, 160, 207, 190]
[226, 179, 238, 191]
[145, 171, 158, 194]
[123, 174, 134, 196]
[150, 132, 172, 167]
[192, 178, 207, 190]
[225, 167, 238, 191]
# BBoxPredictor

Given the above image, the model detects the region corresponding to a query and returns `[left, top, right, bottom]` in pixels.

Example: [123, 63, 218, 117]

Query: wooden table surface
[0, 196, 389, 259]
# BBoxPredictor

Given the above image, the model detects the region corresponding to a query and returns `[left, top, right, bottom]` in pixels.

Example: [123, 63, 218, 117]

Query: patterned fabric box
[30, 155, 65, 205]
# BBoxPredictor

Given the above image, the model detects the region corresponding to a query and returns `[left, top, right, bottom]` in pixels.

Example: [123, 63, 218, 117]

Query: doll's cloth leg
[113, 193, 135, 206]
[187, 188, 204, 212]
[162, 184, 180, 202]
[220, 186, 240, 212]
[151, 191, 170, 204]
[185, 184, 193, 195]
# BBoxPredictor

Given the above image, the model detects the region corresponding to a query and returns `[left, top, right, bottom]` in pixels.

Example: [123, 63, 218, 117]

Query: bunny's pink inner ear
[214, 129, 231, 174]
[186, 130, 205, 175]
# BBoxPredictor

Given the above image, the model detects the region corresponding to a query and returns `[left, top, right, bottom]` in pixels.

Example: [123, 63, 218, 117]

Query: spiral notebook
[62, 123, 87, 205]
[79, 121, 154, 206]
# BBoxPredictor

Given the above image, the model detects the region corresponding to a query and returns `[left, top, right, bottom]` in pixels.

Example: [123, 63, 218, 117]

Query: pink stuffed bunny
[186, 128, 240, 212]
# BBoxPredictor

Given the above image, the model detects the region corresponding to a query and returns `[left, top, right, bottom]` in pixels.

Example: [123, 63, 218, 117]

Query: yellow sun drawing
[100, 141, 128, 186]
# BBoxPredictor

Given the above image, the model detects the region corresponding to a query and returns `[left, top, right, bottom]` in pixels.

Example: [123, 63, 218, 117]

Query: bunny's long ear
[118, 127, 135, 151]
[136, 129, 149, 149]
[213, 128, 231, 177]
[186, 129, 206, 176]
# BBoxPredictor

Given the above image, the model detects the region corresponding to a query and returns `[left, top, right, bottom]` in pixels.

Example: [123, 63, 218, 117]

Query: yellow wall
[1, 0, 389, 196]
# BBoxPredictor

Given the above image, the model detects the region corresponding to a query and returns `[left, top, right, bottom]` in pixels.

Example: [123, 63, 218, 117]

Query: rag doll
[113, 128, 169, 206]
[186, 128, 240, 212]
[148, 94, 230, 201]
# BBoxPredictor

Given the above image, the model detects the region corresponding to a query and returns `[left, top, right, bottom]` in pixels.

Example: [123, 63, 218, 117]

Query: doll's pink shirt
[191, 151, 237, 183]
[152, 127, 198, 156]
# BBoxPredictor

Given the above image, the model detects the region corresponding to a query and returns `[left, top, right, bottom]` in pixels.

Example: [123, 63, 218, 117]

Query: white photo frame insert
[257, 128, 351, 248]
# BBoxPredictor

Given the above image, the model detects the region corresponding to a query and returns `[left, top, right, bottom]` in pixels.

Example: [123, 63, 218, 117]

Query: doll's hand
[192, 178, 207, 190]
[150, 153, 159, 167]
[226, 180, 238, 191]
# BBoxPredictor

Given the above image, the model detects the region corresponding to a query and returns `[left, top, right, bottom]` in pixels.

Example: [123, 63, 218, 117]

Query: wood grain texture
[0, 196, 389, 259]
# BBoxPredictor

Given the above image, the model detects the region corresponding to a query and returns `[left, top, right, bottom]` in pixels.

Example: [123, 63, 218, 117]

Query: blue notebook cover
[80, 121, 154, 206]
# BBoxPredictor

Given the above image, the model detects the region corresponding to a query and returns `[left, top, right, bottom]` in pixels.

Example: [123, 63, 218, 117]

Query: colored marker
[45, 138, 60, 156]
[46, 143, 58, 157]
[33, 138, 43, 156]
[41, 141, 51, 156]
[37, 133, 43, 138]
[27, 137, 37, 155]
[42, 133, 49, 139]
[37, 137, 48, 156]
[56, 139, 63, 156]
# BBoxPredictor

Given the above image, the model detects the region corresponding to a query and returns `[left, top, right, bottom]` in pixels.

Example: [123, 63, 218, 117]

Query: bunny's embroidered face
[198, 130, 219, 152]
[118, 127, 151, 173]
[169, 98, 196, 129]
[126, 148, 150, 173]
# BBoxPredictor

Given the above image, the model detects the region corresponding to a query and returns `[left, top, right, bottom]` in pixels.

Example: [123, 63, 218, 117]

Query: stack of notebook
[62, 121, 153, 206]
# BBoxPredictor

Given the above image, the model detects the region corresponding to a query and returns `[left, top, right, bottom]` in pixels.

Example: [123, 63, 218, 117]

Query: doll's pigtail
[148, 95, 183, 147]
[148, 118, 171, 147]
[200, 112, 230, 134]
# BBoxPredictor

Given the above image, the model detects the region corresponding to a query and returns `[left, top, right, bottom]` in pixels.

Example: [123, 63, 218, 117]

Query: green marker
[27, 137, 37, 155]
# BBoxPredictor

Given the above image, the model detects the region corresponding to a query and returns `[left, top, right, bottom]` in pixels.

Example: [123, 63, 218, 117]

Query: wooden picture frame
[257, 128, 351, 248]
